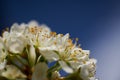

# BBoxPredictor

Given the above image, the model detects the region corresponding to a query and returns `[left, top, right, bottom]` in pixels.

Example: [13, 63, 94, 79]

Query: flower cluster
[0, 21, 97, 80]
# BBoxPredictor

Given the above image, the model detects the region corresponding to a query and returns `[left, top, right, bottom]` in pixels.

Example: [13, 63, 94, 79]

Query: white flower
[38, 33, 74, 61]
[10, 23, 27, 36]
[2, 24, 27, 54]
[1, 65, 26, 79]
[66, 48, 97, 79]
[80, 59, 97, 80]
[70, 48, 90, 61]
[69, 48, 90, 69]
[6, 36, 26, 54]
[0, 21, 97, 80]
[38, 33, 76, 73]
[28, 21, 51, 34]
[23, 21, 51, 47]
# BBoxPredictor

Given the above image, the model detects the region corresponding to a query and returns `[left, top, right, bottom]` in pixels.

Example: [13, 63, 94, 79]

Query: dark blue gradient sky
[0, 0, 120, 80]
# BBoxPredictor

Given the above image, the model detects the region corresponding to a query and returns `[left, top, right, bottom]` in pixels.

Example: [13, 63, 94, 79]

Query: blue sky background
[0, 0, 120, 80]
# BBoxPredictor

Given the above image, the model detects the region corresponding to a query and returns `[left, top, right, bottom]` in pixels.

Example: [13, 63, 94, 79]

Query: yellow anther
[76, 38, 79, 41]
[50, 32, 57, 36]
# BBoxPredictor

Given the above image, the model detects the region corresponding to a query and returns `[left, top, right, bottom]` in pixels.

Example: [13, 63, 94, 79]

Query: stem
[47, 61, 61, 73]
[15, 55, 28, 66]
[7, 55, 23, 70]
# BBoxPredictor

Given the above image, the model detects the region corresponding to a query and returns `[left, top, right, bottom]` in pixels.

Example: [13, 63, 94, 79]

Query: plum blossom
[0, 21, 97, 80]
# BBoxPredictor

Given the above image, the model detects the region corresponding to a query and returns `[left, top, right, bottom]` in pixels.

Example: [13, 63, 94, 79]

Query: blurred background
[0, 0, 120, 80]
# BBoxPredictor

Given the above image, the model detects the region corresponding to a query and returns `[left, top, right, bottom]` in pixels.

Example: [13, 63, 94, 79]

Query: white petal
[82, 50, 90, 55]
[11, 23, 26, 34]
[28, 20, 39, 27]
[2, 31, 9, 40]
[10, 23, 19, 32]
[62, 33, 69, 42]
[40, 24, 51, 33]
[8, 39, 24, 53]
[38, 47, 59, 62]
[80, 65, 89, 80]
[2, 65, 26, 79]
[59, 61, 73, 73]
[89, 77, 98, 80]
[80, 59, 97, 80]
[28, 45, 36, 67]
[69, 61, 81, 69]
[0, 60, 6, 70]
[6, 36, 26, 54]
[32, 62, 48, 80]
